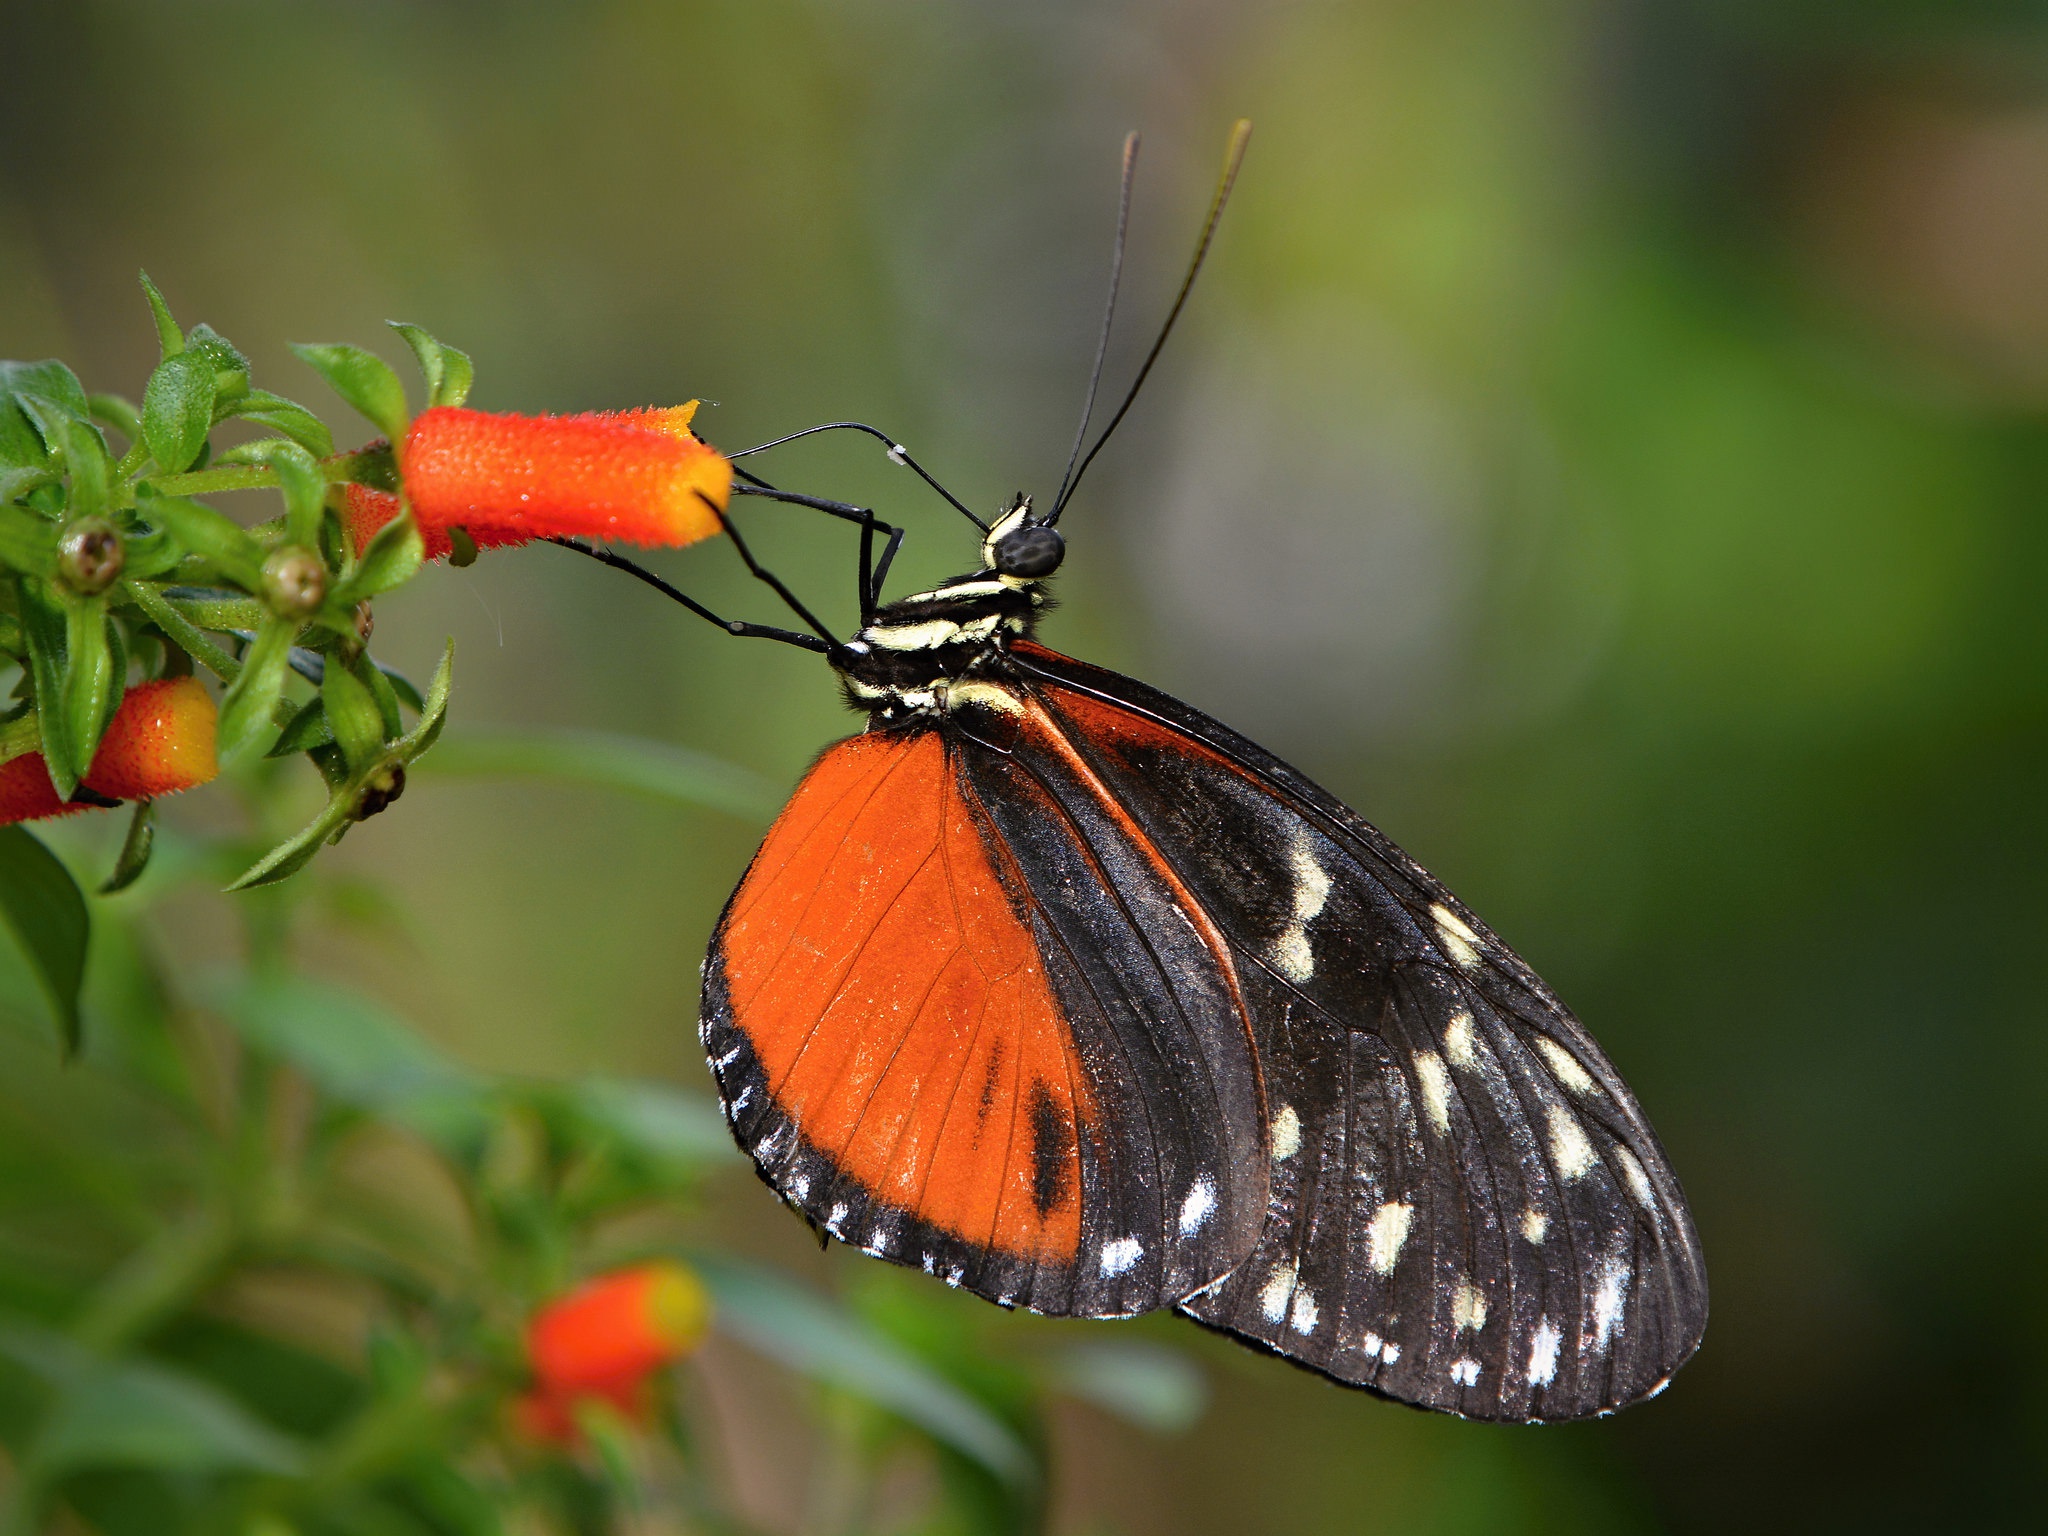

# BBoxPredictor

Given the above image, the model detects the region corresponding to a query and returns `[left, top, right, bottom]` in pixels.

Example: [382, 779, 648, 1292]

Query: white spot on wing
[1546, 1103, 1597, 1181]
[1270, 838, 1333, 983]
[714, 1045, 742, 1070]
[1528, 1319, 1562, 1386]
[826, 1203, 848, 1233]
[1450, 1357, 1481, 1387]
[1591, 1257, 1630, 1352]
[1289, 1288, 1320, 1336]
[1260, 1262, 1297, 1323]
[1365, 1201, 1414, 1275]
[1100, 1237, 1143, 1277]
[1521, 1208, 1549, 1244]
[1362, 1331, 1383, 1357]
[1450, 1281, 1489, 1333]
[1178, 1178, 1217, 1237]
[1271, 1105, 1302, 1161]
[789, 1174, 809, 1200]
[1415, 1050, 1452, 1135]
[1535, 1036, 1598, 1095]
[1430, 903, 1482, 969]
[1614, 1145, 1655, 1206]
[1380, 1341, 1401, 1364]
[1444, 1011, 1477, 1069]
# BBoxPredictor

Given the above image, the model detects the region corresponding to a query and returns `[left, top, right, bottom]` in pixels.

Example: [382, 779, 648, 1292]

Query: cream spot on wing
[1289, 1288, 1320, 1336]
[1099, 1237, 1143, 1277]
[1178, 1178, 1217, 1237]
[1613, 1145, 1655, 1206]
[1450, 1357, 1481, 1388]
[1450, 1281, 1489, 1333]
[1270, 838, 1333, 983]
[1430, 903, 1482, 970]
[944, 679, 1024, 715]
[1535, 1036, 1598, 1095]
[1546, 1103, 1597, 1181]
[1528, 1319, 1561, 1386]
[1415, 1051, 1452, 1135]
[1591, 1258, 1630, 1352]
[1443, 1010, 1477, 1069]
[1271, 1105, 1302, 1162]
[1365, 1201, 1414, 1275]
[1521, 1208, 1549, 1244]
[1260, 1262, 1297, 1323]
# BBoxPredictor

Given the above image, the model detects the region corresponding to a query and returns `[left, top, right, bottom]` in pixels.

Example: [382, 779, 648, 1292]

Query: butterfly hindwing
[702, 724, 1268, 1317]
[1007, 641, 1708, 1419]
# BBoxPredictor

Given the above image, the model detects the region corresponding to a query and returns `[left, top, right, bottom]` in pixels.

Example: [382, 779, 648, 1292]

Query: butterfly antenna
[1052, 131, 1140, 514]
[1048, 118, 1251, 526]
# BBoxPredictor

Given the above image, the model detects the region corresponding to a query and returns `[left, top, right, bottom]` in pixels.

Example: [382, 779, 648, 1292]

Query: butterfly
[564, 123, 1706, 1421]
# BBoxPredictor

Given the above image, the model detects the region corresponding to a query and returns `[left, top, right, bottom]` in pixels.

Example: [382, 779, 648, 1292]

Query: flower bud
[261, 545, 327, 618]
[0, 677, 219, 826]
[354, 761, 405, 820]
[527, 1262, 712, 1397]
[57, 517, 124, 596]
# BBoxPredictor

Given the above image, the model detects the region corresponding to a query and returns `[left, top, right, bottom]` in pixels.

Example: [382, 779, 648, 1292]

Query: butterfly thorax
[831, 498, 1058, 726]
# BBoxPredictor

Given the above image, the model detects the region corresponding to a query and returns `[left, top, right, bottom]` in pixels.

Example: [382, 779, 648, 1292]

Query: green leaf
[136, 488, 265, 589]
[321, 651, 384, 773]
[389, 322, 475, 409]
[100, 800, 157, 895]
[214, 972, 489, 1147]
[87, 391, 143, 442]
[219, 389, 334, 457]
[0, 501, 57, 575]
[2, 358, 90, 423]
[0, 826, 89, 1055]
[1045, 1342, 1207, 1434]
[214, 617, 295, 761]
[138, 271, 183, 358]
[392, 639, 453, 763]
[290, 342, 409, 443]
[693, 1255, 1036, 1486]
[268, 695, 330, 757]
[417, 727, 781, 821]
[182, 322, 250, 405]
[141, 350, 216, 474]
[15, 576, 80, 796]
[360, 654, 404, 737]
[333, 501, 423, 604]
[28, 405, 112, 518]
[570, 1078, 737, 1168]
[222, 789, 353, 890]
[251, 440, 326, 546]
[0, 1324, 304, 1477]
[58, 596, 120, 785]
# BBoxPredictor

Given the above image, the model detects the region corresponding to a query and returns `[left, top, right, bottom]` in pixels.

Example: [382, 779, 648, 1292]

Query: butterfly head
[983, 495, 1065, 581]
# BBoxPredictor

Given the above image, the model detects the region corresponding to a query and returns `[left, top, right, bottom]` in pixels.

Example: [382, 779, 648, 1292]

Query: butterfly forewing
[1007, 641, 1708, 1419]
[702, 724, 1269, 1317]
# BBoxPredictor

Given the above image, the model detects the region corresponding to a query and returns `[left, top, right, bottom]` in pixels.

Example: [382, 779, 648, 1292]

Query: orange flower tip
[402, 406, 732, 549]
[526, 1261, 712, 1396]
[84, 677, 219, 802]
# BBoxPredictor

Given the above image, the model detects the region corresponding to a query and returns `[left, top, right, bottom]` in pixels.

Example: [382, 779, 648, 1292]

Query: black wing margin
[1004, 641, 1707, 1421]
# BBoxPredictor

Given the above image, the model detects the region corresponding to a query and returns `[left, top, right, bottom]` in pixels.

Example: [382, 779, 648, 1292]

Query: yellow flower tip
[87, 677, 220, 800]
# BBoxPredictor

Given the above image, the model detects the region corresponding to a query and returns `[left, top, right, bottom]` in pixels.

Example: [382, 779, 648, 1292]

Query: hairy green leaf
[389, 322, 475, 409]
[290, 342, 409, 443]
[141, 350, 216, 474]
[214, 618, 295, 761]
[138, 271, 183, 358]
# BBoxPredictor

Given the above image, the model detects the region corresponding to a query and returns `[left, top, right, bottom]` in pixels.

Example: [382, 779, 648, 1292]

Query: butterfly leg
[730, 483, 904, 621]
[542, 535, 832, 654]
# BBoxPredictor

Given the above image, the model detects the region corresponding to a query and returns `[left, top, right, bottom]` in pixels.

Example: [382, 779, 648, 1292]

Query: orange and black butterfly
[566, 123, 1706, 1421]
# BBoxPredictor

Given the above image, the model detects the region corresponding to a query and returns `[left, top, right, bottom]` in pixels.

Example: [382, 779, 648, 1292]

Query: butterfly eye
[992, 524, 1066, 578]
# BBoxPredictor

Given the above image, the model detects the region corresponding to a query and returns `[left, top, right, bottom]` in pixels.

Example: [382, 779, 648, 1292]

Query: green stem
[122, 579, 242, 681]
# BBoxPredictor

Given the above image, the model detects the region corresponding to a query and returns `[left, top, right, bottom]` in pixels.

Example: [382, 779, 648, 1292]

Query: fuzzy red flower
[400, 402, 729, 550]
[0, 677, 219, 826]
[516, 1261, 712, 1447]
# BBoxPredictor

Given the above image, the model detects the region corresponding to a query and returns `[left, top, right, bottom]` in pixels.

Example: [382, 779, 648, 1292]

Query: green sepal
[136, 489, 266, 590]
[0, 826, 90, 1056]
[138, 271, 183, 358]
[227, 640, 450, 890]
[321, 652, 385, 774]
[214, 617, 295, 762]
[290, 343, 409, 445]
[183, 323, 250, 405]
[141, 350, 216, 475]
[100, 799, 157, 895]
[217, 390, 334, 458]
[389, 323, 474, 409]
[269, 696, 331, 757]
[0, 501, 58, 576]
[333, 502, 423, 605]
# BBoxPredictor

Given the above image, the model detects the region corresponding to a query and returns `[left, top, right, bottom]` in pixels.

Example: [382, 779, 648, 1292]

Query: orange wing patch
[718, 730, 1090, 1265]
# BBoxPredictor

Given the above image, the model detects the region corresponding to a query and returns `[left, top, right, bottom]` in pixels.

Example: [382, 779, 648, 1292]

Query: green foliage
[0, 826, 88, 1054]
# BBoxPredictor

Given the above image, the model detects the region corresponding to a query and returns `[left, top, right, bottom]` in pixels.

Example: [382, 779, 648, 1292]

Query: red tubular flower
[400, 402, 732, 549]
[341, 484, 527, 563]
[0, 677, 220, 826]
[516, 1261, 711, 1447]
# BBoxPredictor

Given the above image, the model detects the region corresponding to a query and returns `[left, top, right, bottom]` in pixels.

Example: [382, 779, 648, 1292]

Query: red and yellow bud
[527, 1261, 712, 1397]
[399, 404, 731, 550]
[0, 677, 219, 826]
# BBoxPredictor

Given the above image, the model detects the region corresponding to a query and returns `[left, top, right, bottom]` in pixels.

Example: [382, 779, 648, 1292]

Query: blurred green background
[5, 0, 2046, 1530]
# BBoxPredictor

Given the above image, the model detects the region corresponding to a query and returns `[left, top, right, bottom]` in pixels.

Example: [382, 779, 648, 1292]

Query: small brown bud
[355, 762, 406, 819]
[262, 545, 327, 619]
[57, 517, 124, 595]
[354, 600, 374, 644]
